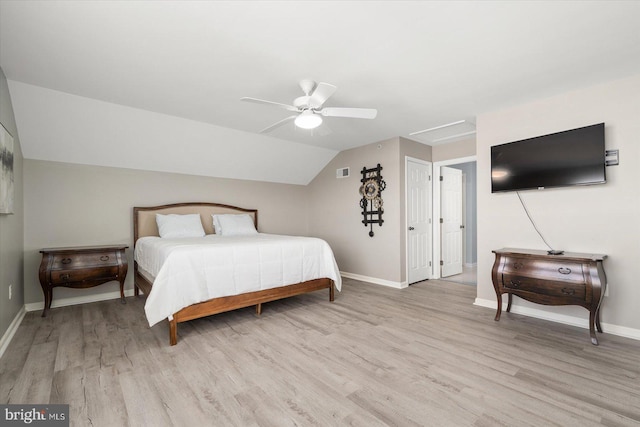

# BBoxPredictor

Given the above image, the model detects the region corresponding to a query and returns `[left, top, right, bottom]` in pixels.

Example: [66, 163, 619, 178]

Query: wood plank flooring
[2, 278, 640, 426]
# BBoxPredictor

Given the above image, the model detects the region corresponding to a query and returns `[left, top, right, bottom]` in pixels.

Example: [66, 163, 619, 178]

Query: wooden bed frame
[133, 202, 335, 345]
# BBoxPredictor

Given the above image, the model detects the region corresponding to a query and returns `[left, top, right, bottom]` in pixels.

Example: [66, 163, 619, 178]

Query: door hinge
[429, 261, 432, 267]
[439, 218, 443, 224]
[440, 260, 444, 266]
[428, 175, 431, 181]
[439, 176, 443, 181]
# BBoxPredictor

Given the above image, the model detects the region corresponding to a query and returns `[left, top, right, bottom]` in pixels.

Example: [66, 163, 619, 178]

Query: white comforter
[135, 234, 342, 326]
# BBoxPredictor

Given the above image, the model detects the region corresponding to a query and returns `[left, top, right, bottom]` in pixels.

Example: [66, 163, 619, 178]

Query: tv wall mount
[359, 164, 385, 237]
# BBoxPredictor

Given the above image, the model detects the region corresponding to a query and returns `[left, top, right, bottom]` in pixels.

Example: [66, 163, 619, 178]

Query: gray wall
[23, 160, 309, 305]
[477, 73, 640, 331]
[0, 67, 24, 338]
[307, 136, 431, 285]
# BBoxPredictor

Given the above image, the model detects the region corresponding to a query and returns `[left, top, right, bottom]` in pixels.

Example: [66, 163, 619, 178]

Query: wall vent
[336, 167, 350, 178]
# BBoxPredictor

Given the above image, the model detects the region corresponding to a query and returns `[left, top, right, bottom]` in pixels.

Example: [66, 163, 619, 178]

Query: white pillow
[212, 214, 257, 236]
[156, 214, 205, 238]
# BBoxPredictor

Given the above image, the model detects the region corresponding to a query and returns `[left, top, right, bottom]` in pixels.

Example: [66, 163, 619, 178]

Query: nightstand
[38, 245, 128, 317]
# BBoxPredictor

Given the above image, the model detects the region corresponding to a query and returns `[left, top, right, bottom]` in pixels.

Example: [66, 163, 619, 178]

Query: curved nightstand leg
[42, 289, 51, 317]
[589, 310, 599, 345]
[494, 293, 502, 321]
[506, 293, 513, 313]
[119, 279, 126, 304]
[595, 306, 603, 333]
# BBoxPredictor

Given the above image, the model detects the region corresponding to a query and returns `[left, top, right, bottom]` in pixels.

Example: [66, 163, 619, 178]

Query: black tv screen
[491, 123, 606, 193]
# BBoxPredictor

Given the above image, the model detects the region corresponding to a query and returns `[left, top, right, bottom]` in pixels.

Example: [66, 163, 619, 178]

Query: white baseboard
[340, 272, 407, 289]
[474, 298, 640, 341]
[25, 289, 136, 312]
[0, 306, 26, 360]
[464, 262, 477, 268]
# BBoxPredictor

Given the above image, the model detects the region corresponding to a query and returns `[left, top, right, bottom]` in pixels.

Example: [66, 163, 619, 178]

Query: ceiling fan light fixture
[294, 110, 323, 129]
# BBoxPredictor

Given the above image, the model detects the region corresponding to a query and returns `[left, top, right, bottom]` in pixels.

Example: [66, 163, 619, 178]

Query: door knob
[408, 227, 415, 231]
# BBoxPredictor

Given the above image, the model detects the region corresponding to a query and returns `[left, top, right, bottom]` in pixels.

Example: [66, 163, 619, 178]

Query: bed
[133, 202, 341, 345]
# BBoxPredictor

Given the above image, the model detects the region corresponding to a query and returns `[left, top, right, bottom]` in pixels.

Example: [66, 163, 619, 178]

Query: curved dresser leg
[119, 279, 126, 304]
[506, 293, 513, 313]
[494, 294, 502, 321]
[595, 306, 603, 333]
[589, 310, 599, 345]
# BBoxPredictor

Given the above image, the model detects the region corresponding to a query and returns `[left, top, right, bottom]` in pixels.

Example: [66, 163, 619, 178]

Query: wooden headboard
[133, 202, 258, 245]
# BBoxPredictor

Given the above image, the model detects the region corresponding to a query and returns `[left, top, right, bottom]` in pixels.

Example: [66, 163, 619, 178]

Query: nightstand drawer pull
[100, 255, 110, 261]
[60, 273, 71, 281]
[558, 267, 572, 275]
[561, 288, 575, 296]
[513, 262, 524, 270]
[509, 279, 521, 287]
[61, 258, 72, 264]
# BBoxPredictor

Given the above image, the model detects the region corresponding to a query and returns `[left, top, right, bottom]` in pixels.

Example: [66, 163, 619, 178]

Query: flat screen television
[491, 123, 606, 193]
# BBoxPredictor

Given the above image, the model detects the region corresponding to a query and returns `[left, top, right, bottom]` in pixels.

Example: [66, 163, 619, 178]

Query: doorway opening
[433, 156, 477, 286]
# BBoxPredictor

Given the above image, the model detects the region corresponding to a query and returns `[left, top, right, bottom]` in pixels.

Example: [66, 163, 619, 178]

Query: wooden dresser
[491, 248, 607, 345]
[39, 245, 128, 317]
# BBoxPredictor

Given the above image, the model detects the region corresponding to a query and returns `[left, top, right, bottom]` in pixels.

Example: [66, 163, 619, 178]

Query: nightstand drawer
[502, 274, 587, 300]
[50, 266, 119, 285]
[51, 252, 118, 269]
[502, 257, 585, 283]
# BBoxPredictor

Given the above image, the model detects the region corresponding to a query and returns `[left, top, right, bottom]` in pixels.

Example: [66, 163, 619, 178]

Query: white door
[407, 160, 432, 284]
[441, 166, 463, 277]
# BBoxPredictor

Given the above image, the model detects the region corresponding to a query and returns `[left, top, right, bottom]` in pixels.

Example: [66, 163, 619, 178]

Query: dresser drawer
[502, 273, 587, 300]
[50, 266, 119, 285]
[51, 252, 118, 270]
[502, 257, 585, 283]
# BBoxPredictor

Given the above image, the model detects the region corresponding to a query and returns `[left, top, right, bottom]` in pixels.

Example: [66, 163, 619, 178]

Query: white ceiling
[2, 1, 640, 175]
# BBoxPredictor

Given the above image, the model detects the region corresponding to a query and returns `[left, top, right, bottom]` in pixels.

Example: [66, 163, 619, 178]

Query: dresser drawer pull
[100, 255, 110, 261]
[509, 279, 521, 287]
[561, 288, 575, 296]
[61, 258, 72, 264]
[60, 273, 71, 281]
[513, 262, 524, 270]
[558, 267, 572, 275]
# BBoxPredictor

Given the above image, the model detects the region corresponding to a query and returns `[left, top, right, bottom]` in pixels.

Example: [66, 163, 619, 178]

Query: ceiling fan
[241, 80, 377, 133]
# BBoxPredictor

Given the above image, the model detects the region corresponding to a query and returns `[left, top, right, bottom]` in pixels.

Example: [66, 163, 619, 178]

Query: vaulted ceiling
[2, 1, 640, 184]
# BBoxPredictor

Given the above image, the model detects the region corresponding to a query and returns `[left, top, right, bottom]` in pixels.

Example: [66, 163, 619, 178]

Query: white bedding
[135, 233, 342, 326]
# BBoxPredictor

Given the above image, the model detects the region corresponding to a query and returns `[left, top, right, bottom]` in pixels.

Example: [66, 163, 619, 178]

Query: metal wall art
[359, 164, 385, 237]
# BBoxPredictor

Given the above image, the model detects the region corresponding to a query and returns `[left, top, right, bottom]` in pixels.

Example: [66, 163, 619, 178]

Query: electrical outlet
[8, 284, 12, 300]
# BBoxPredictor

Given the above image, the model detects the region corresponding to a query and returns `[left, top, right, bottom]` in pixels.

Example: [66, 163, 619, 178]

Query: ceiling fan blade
[241, 97, 299, 112]
[308, 82, 337, 108]
[259, 115, 297, 133]
[320, 107, 377, 119]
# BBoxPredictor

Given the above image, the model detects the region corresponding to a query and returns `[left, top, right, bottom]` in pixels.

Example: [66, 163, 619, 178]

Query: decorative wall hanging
[0, 122, 14, 214]
[359, 164, 385, 237]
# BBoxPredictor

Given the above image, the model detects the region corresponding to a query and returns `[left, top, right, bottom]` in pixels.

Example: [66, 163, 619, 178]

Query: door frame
[404, 156, 433, 285]
[432, 155, 476, 279]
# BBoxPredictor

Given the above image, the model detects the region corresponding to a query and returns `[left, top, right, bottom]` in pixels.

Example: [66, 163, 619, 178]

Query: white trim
[474, 298, 640, 341]
[25, 289, 136, 312]
[432, 155, 477, 279]
[0, 306, 26, 360]
[341, 272, 407, 289]
[404, 156, 433, 285]
[464, 262, 478, 268]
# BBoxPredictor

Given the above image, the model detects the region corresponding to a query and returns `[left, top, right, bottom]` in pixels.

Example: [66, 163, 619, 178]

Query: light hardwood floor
[2, 278, 640, 426]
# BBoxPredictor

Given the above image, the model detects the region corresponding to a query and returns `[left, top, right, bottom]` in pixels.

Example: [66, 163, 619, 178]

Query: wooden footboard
[168, 278, 334, 345]
[136, 272, 334, 345]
